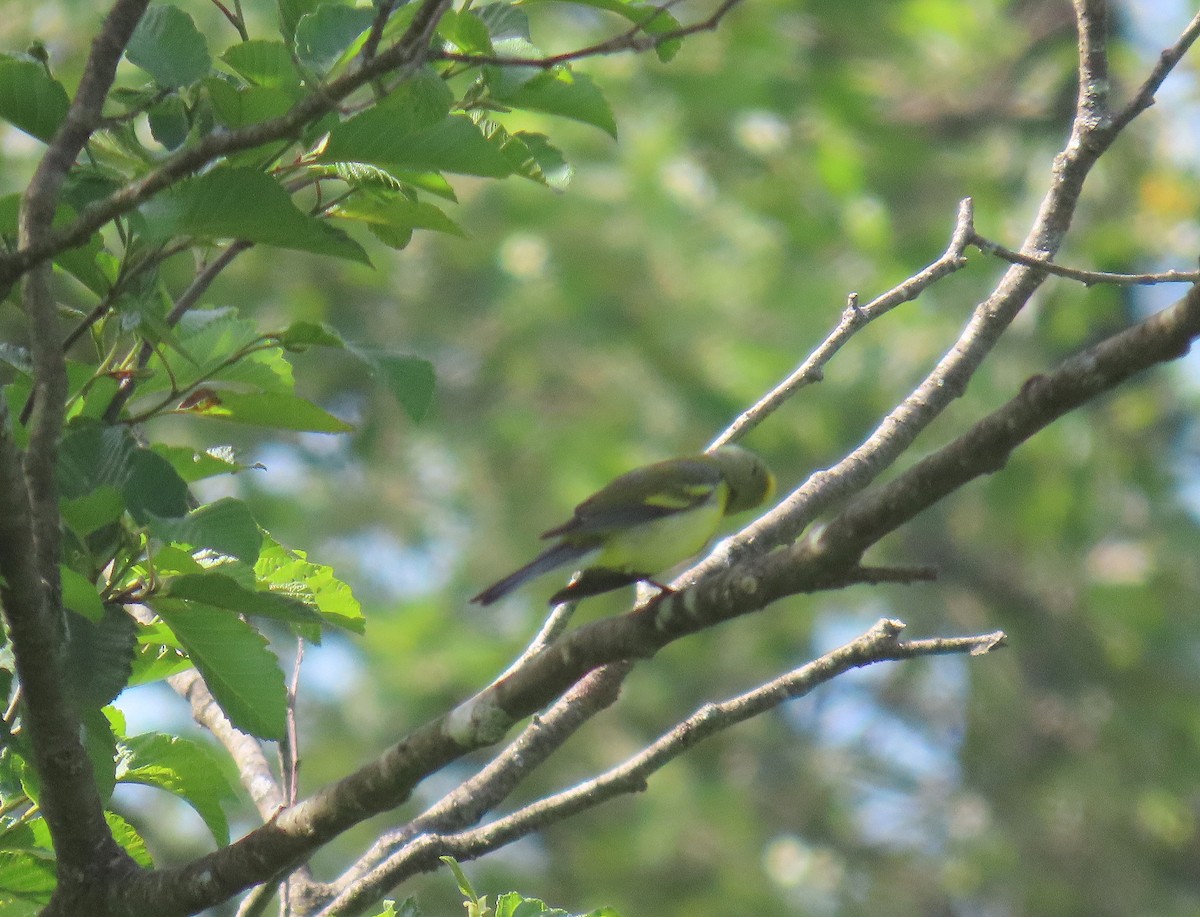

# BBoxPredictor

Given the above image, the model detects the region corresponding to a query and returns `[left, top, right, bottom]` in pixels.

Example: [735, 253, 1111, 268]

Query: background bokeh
[4, 1, 1200, 914]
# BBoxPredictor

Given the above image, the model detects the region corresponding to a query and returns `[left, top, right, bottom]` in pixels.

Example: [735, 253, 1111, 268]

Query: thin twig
[434, 0, 743, 70]
[971, 232, 1200, 286]
[711, 198, 974, 450]
[323, 620, 1005, 909]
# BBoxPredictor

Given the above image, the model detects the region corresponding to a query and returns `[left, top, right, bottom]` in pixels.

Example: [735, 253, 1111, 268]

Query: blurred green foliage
[3, 0, 1200, 915]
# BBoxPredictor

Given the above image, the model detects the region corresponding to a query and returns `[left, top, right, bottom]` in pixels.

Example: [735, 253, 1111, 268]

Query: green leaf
[347, 347, 435, 422]
[152, 598, 288, 740]
[438, 10, 493, 54]
[475, 3, 531, 41]
[117, 732, 237, 845]
[321, 84, 513, 178]
[500, 69, 617, 137]
[64, 605, 137, 708]
[106, 812, 153, 868]
[219, 40, 301, 91]
[277, 320, 346, 351]
[182, 390, 353, 433]
[204, 78, 295, 130]
[523, 0, 682, 61]
[58, 423, 190, 525]
[0, 850, 56, 907]
[333, 193, 465, 240]
[165, 572, 322, 624]
[478, 122, 572, 189]
[278, 0, 322, 43]
[125, 5, 212, 89]
[59, 565, 105, 622]
[139, 167, 370, 265]
[295, 4, 375, 73]
[60, 486, 124, 537]
[148, 95, 190, 150]
[0, 194, 110, 294]
[256, 537, 365, 633]
[150, 497, 263, 563]
[79, 706, 118, 802]
[150, 444, 258, 483]
[125, 448, 191, 523]
[0, 56, 69, 142]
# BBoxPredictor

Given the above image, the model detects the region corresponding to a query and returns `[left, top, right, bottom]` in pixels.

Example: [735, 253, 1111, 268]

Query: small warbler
[472, 445, 775, 606]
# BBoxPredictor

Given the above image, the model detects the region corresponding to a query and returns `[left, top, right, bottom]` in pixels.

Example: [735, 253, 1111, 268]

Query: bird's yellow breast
[593, 482, 728, 575]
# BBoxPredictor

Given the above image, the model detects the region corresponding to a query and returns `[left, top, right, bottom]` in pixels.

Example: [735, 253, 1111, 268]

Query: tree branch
[320, 619, 1004, 913]
[971, 232, 1200, 286]
[6, 1, 150, 905]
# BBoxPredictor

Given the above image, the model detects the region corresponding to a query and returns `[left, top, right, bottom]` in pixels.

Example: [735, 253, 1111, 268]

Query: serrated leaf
[321, 86, 512, 178]
[333, 194, 465, 239]
[126, 5, 212, 89]
[0, 849, 56, 904]
[139, 167, 370, 264]
[220, 40, 301, 91]
[106, 812, 153, 868]
[309, 162, 406, 192]
[166, 572, 322, 624]
[150, 497, 263, 563]
[58, 424, 189, 524]
[347, 347, 435, 422]
[295, 4, 375, 73]
[256, 537, 365, 633]
[182, 390, 353, 432]
[501, 68, 617, 137]
[64, 605, 137, 708]
[80, 706, 118, 802]
[117, 732, 237, 845]
[475, 3, 531, 40]
[0, 56, 68, 143]
[152, 598, 288, 740]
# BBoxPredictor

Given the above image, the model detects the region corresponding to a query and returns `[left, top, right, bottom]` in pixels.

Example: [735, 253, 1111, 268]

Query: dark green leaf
[125, 5, 212, 89]
[277, 320, 346, 350]
[0, 850, 56, 904]
[150, 497, 263, 563]
[501, 69, 617, 137]
[139, 168, 370, 264]
[0, 55, 67, 143]
[125, 448, 191, 523]
[278, 0, 322, 43]
[64, 605, 137, 708]
[148, 95, 189, 150]
[152, 598, 288, 740]
[295, 4, 375, 73]
[117, 732, 237, 845]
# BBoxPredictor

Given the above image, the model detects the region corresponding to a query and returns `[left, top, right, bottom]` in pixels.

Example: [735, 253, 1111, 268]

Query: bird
[471, 445, 775, 606]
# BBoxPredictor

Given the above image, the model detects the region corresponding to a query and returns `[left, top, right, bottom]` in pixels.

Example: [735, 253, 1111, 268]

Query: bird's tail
[471, 541, 592, 605]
